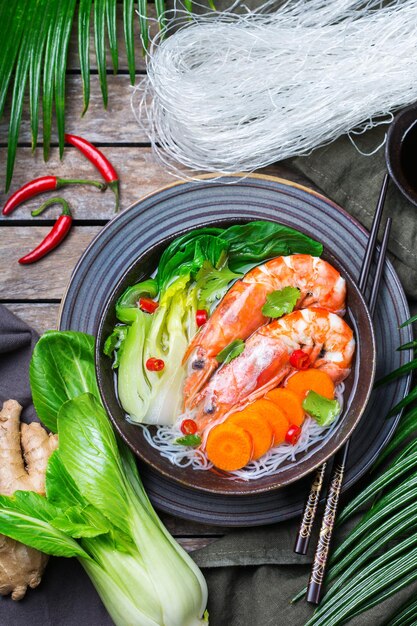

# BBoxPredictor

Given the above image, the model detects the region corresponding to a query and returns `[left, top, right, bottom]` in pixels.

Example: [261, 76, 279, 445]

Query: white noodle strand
[134, 0, 417, 177]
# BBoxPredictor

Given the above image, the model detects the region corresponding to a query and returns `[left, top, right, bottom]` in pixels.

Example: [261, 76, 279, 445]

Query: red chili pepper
[196, 309, 208, 327]
[180, 419, 198, 435]
[139, 297, 159, 314]
[285, 425, 302, 445]
[289, 349, 311, 370]
[65, 134, 120, 212]
[146, 357, 165, 372]
[18, 198, 73, 265]
[2, 175, 106, 216]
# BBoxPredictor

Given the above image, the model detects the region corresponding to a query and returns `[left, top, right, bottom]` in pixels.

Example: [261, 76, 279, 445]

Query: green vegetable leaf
[262, 286, 300, 318]
[104, 325, 128, 368]
[51, 505, 111, 538]
[195, 260, 241, 307]
[216, 339, 245, 364]
[30, 331, 100, 433]
[175, 435, 202, 447]
[222, 221, 323, 271]
[57, 393, 132, 535]
[116, 278, 158, 315]
[0, 492, 89, 559]
[302, 390, 340, 426]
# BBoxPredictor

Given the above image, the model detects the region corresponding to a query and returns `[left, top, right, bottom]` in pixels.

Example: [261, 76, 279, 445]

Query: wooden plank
[0, 74, 149, 148]
[0, 147, 306, 220]
[0, 226, 100, 300]
[0, 146, 185, 219]
[176, 537, 218, 552]
[4, 303, 61, 335]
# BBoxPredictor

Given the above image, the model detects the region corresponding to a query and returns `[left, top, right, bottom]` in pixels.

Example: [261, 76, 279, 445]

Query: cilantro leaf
[175, 435, 202, 447]
[262, 286, 300, 319]
[216, 339, 245, 364]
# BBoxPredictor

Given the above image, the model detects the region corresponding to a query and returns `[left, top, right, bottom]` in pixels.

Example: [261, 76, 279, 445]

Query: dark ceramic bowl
[386, 102, 417, 207]
[95, 218, 376, 496]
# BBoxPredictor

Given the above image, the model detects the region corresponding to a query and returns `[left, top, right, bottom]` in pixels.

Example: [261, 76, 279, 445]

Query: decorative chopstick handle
[294, 462, 327, 555]
[306, 453, 347, 605]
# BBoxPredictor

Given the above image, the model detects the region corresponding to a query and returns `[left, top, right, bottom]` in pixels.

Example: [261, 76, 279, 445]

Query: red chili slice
[289, 349, 311, 370]
[285, 425, 302, 445]
[180, 419, 197, 435]
[146, 358, 165, 372]
[139, 297, 159, 314]
[196, 309, 208, 327]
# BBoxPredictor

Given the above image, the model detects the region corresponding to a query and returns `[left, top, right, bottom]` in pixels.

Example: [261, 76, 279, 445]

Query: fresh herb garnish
[216, 339, 245, 364]
[175, 434, 202, 447]
[262, 286, 300, 318]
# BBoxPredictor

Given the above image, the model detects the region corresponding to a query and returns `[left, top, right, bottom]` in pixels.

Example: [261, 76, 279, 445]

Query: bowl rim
[94, 214, 376, 496]
[385, 102, 417, 207]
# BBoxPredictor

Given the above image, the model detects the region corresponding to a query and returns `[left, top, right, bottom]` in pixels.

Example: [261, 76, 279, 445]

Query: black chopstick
[294, 173, 390, 557]
[306, 217, 392, 605]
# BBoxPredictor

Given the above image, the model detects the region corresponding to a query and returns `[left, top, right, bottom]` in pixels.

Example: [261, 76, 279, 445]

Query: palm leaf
[94, 0, 108, 108]
[78, 0, 93, 116]
[0, 1, 28, 117]
[123, 0, 136, 84]
[373, 405, 417, 469]
[155, 0, 167, 31]
[55, 0, 78, 158]
[375, 358, 417, 387]
[385, 595, 417, 626]
[29, 2, 53, 151]
[106, 0, 118, 73]
[6, 0, 43, 191]
[137, 0, 149, 52]
[42, 1, 61, 162]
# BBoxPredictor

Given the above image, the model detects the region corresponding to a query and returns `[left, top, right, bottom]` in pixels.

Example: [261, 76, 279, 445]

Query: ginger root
[0, 400, 58, 600]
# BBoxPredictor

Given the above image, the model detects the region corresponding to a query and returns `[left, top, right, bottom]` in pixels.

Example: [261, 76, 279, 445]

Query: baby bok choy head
[0, 331, 208, 626]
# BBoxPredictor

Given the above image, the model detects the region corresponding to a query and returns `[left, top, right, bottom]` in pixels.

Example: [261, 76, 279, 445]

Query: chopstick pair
[293, 173, 392, 605]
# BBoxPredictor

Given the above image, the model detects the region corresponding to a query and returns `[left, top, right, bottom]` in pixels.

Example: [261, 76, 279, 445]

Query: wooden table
[0, 10, 304, 553]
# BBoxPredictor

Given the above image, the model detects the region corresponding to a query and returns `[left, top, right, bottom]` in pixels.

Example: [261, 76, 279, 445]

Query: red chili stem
[19, 198, 73, 265]
[65, 133, 120, 212]
[2, 176, 106, 216]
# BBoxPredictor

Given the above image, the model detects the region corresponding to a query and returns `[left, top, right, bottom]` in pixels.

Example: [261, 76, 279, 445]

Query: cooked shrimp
[183, 255, 346, 407]
[193, 308, 355, 432]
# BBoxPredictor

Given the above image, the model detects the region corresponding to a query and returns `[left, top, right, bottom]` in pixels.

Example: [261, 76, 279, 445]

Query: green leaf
[373, 406, 417, 469]
[302, 390, 340, 427]
[51, 505, 111, 538]
[29, 3, 53, 151]
[261, 286, 300, 318]
[116, 278, 158, 313]
[42, 1, 61, 161]
[106, 0, 118, 73]
[137, 0, 149, 51]
[104, 326, 128, 368]
[385, 595, 417, 626]
[94, 0, 108, 108]
[57, 393, 132, 535]
[30, 331, 100, 432]
[0, 1, 28, 118]
[6, 0, 43, 191]
[78, 0, 93, 115]
[222, 221, 323, 271]
[175, 435, 202, 447]
[397, 340, 417, 351]
[386, 384, 417, 418]
[195, 261, 241, 307]
[55, 0, 77, 159]
[375, 358, 417, 387]
[216, 339, 245, 364]
[0, 492, 89, 559]
[400, 314, 417, 328]
[154, 0, 166, 32]
[123, 0, 136, 82]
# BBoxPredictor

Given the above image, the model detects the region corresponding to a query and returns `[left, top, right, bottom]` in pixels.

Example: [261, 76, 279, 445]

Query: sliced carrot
[258, 400, 290, 445]
[265, 388, 305, 427]
[286, 369, 335, 400]
[228, 405, 274, 460]
[206, 423, 252, 471]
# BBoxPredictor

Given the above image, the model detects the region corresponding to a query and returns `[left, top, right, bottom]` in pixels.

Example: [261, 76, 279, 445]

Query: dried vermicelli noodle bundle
[136, 0, 417, 176]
